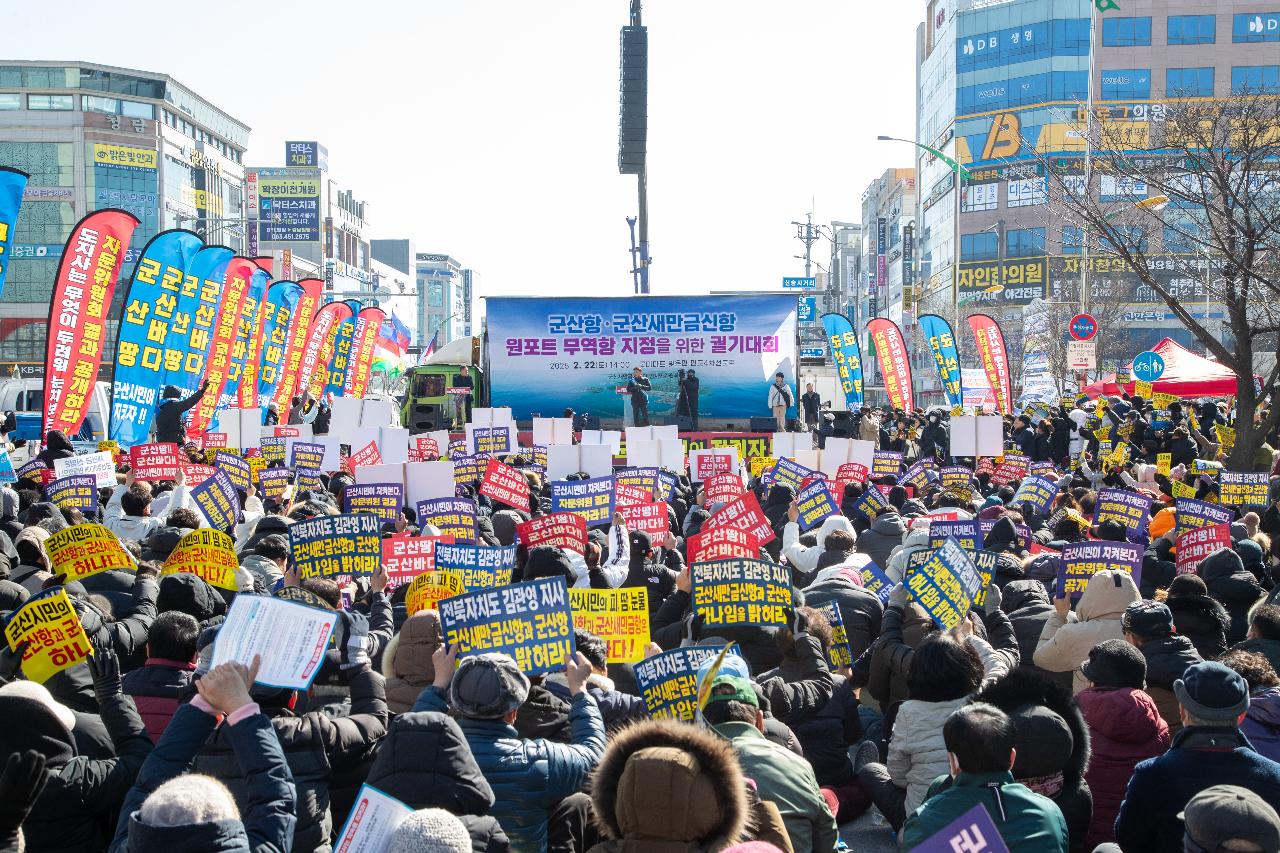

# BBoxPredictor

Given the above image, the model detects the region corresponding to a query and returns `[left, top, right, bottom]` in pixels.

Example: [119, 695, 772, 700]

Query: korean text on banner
[813, 601, 852, 668]
[53, 450, 115, 488]
[222, 266, 270, 413]
[345, 307, 386, 399]
[45, 209, 140, 438]
[691, 558, 791, 628]
[1176, 524, 1232, 576]
[417, 497, 479, 542]
[211, 595, 338, 690]
[917, 314, 964, 409]
[46, 475, 98, 514]
[163, 246, 230, 394]
[909, 803, 1011, 853]
[0, 167, 30, 297]
[634, 646, 732, 721]
[333, 784, 414, 853]
[930, 520, 982, 551]
[618, 501, 669, 538]
[405, 569, 466, 615]
[966, 314, 1013, 415]
[46, 523, 133, 582]
[1220, 471, 1269, 507]
[191, 469, 239, 530]
[795, 480, 838, 531]
[852, 486, 891, 521]
[569, 587, 650, 663]
[290, 513, 381, 578]
[129, 443, 180, 480]
[254, 281, 301, 406]
[3, 587, 91, 683]
[1011, 475, 1057, 516]
[1175, 498, 1234, 535]
[343, 483, 404, 524]
[866, 318, 914, 411]
[516, 513, 588, 553]
[872, 450, 903, 479]
[820, 312, 864, 408]
[381, 534, 443, 590]
[1092, 488, 1152, 538]
[704, 491, 775, 546]
[189, 257, 257, 433]
[439, 575, 575, 674]
[550, 475, 615, 525]
[859, 562, 896, 606]
[1058, 541, 1143, 601]
[687, 526, 759, 563]
[434, 543, 517, 591]
[272, 279, 324, 408]
[214, 449, 252, 491]
[109, 229, 204, 446]
[905, 539, 984, 630]
[162, 529, 239, 591]
[479, 458, 531, 510]
[702, 472, 745, 504]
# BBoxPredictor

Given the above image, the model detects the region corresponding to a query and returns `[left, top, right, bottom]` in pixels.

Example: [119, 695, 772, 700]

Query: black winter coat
[790, 674, 863, 787]
[754, 634, 835, 725]
[153, 385, 206, 444]
[1166, 594, 1229, 658]
[1201, 556, 1266, 644]
[1001, 580, 1074, 694]
[801, 573, 884, 660]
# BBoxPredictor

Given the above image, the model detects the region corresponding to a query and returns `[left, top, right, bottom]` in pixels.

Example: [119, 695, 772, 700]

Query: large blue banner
[256, 281, 302, 409]
[109, 229, 205, 447]
[486, 294, 797, 418]
[820, 312, 864, 408]
[163, 245, 233, 393]
[0, 167, 28, 298]
[918, 314, 964, 409]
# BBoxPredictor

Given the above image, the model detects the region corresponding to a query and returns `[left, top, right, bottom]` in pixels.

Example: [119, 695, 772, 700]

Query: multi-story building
[415, 253, 472, 347]
[0, 61, 249, 360]
[248, 140, 374, 302]
[858, 169, 920, 403]
[913, 0, 1258, 376]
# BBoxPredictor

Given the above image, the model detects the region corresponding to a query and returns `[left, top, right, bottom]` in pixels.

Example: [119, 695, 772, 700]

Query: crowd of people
[3, 386, 1280, 853]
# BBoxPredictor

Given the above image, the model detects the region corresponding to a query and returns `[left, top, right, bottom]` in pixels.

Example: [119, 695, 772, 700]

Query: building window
[1007, 175, 1047, 207]
[1102, 17, 1152, 46]
[961, 231, 999, 261]
[1050, 71, 1089, 101]
[428, 283, 444, 307]
[81, 95, 119, 114]
[1166, 67, 1214, 97]
[0, 94, 19, 110]
[1232, 65, 1280, 94]
[1164, 224, 1202, 253]
[27, 94, 73, 111]
[962, 182, 998, 212]
[1051, 18, 1092, 52]
[1006, 227, 1046, 258]
[120, 100, 153, 119]
[1168, 15, 1216, 44]
[1101, 225, 1147, 253]
[1061, 226, 1084, 254]
[1233, 13, 1280, 42]
[1100, 175, 1148, 201]
[1101, 69, 1152, 100]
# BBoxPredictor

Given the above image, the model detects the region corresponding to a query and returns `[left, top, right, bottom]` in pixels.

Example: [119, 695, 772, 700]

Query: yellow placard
[247, 455, 267, 485]
[4, 588, 92, 683]
[97, 440, 120, 453]
[1153, 392, 1179, 410]
[569, 587, 651, 663]
[1171, 480, 1196, 498]
[405, 570, 466, 615]
[749, 456, 777, 479]
[92, 143, 156, 170]
[1156, 453, 1172, 477]
[1134, 380, 1153, 399]
[1215, 424, 1236, 451]
[163, 529, 239, 591]
[46, 523, 134, 582]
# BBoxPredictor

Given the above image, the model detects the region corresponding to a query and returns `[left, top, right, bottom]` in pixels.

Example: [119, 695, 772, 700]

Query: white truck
[0, 378, 112, 459]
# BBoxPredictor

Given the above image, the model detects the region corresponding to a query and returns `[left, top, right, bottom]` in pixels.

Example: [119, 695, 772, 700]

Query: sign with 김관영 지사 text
[289, 513, 382, 579]
[438, 575, 575, 674]
[1220, 471, 1269, 507]
[432, 543, 517, 592]
[691, 558, 791, 629]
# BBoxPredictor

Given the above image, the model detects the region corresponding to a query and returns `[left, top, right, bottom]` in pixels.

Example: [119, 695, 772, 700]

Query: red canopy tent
[1082, 337, 1243, 399]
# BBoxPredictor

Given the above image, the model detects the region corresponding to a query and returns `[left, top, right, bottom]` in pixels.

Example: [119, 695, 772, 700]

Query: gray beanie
[388, 808, 472, 853]
[449, 653, 530, 719]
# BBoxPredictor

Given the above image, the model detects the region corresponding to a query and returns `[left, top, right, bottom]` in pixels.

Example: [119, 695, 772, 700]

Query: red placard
[614, 481, 652, 508]
[516, 513, 587, 553]
[875, 484, 914, 499]
[1176, 523, 1231, 575]
[202, 432, 229, 449]
[479, 457, 531, 509]
[270, 426, 301, 438]
[702, 472, 746, 505]
[272, 278, 324, 408]
[349, 441, 382, 470]
[704, 491, 775, 546]
[687, 526, 760, 563]
[381, 534, 453, 589]
[179, 462, 216, 485]
[928, 509, 961, 522]
[618, 501, 669, 538]
[837, 462, 869, 484]
[128, 443, 180, 480]
[410, 436, 440, 462]
[693, 452, 734, 482]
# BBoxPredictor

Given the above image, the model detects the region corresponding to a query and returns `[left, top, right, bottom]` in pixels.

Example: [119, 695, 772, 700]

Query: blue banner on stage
[191, 469, 239, 531]
[256, 281, 302, 409]
[438, 575, 575, 674]
[108, 229, 205, 447]
[163, 245, 232, 394]
[289, 513, 381, 578]
[417, 497, 479, 542]
[820, 312, 864, 408]
[550, 476, 615, 525]
[918, 314, 964, 409]
[433, 543, 517, 591]
[0, 167, 28, 298]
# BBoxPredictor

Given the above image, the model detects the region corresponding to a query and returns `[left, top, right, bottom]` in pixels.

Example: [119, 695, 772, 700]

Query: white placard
[1067, 339, 1096, 370]
[353, 463, 403, 486]
[626, 439, 685, 472]
[625, 425, 679, 446]
[218, 408, 262, 451]
[405, 461, 457, 505]
[533, 417, 574, 447]
[689, 447, 740, 481]
[329, 397, 365, 436]
[211, 596, 338, 690]
[378, 427, 410, 464]
[54, 451, 116, 487]
[470, 407, 515, 429]
[950, 415, 1005, 457]
[580, 429, 622, 455]
[772, 432, 813, 457]
[817, 438, 876, 479]
[547, 444, 615, 481]
[318, 437, 344, 472]
[333, 784, 414, 853]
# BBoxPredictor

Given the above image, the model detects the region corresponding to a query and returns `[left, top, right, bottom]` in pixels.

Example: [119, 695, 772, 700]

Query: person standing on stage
[768, 373, 793, 431]
[627, 367, 651, 427]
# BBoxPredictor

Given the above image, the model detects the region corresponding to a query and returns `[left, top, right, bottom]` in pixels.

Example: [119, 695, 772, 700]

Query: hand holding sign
[196, 656, 261, 713]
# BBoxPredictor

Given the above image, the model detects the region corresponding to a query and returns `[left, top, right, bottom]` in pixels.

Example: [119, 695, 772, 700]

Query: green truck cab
[400, 364, 486, 432]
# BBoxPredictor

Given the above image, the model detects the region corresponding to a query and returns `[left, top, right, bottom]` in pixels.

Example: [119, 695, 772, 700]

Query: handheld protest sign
[687, 526, 759, 563]
[180, 461, 216, 486]
[213, 450, 251, 491]
[334, 784, 414, 852]
[438, 575, 574, 674]
[211, 595, 338, 690]
[872, 450, 903, 479]
[702, 472, 746, 505]
[46, 475, 99, 515]
[1175, 498, 1233, 535]
[1092, 488, 1152, 537]
[343, 482, 404, 524]
[3, 587, 92, 683]
[569, 587, 650, 663]
[836, 461, 869, 485]
[290, 513, 382, 579]
[857, 561, 896, 605]
[191, 469, 239, 530]
[382, 534, 455, 589]
[291, 441, 325, 470]
[258, 467, 292, 503]
[704, 492, 775, 546]
[618, 501, 669, 539]
[1011, 475, 1056, 516]
[770, 457, 817, 492]
[614, 481, 652, 508]
[634, 646, 732, 721]
[1057, 541, 1142, 601]
[795, 480, 839, 531]
[53, 451, 115, 488]
[128, 443, 180, 480]
[550, 475, 615, 525]
[349, 440, 382, 471]
[417, 497, 479, 542]
[852, 486, 890, 521]
[433, 543, 517, 591]
[46, 523, 134, 582]
[163, 529, 239, 591]
[1176, 524, 1231, 576]
[516, 513, 588, 553]
[904, 538, 984, 630]
[812, 601, 853, 668]
[1220, 471, 1268, 507]
[471, 425, 512, 456]
[930, 520, 981, 551]
[479, 457, 531, 509]
[404, 569, 466, 614]
[912, 803, 1011, 853]
[691, 557, 791, 629]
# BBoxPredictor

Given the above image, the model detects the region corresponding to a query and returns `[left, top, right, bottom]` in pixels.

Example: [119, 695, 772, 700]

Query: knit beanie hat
[449, 653, 530, 719]
[0, 680, 77, 730]
[387, 808, 472, 853]
[0, 694, 76, 765]
[1081, 638, 1147, 689]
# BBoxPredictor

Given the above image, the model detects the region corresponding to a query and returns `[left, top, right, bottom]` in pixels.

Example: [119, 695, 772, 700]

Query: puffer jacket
[1001, 580, 1072, 693]
[413, 685, 606, 852]
[381, 610, 441, 714]
[47, 583, 159, 713]
[1076, 686, 1169, 850]
[364, 711, 509, 853]
[192, 667, 389, 853]
[1241, 685, 1280, 763]
[1166, 593, 1229, 658]
[1033, 570, 1140, 693]
[754, 634, 835, 726]
[781, 515, 857, 584]
[1200, 548, 1266, 643]
[887, 695, 970, 815]
[1138, 633, 1202, 734]
[865, 600, 939, 708]
[885, 525, 931, 584]
[761, 485, 796, 559]
[588, 719, 752, 853]
[855, 512, 907, 571]
[801, 567, 884, 660]
[121, 657, 197, 743]
[790, 674, 862, 787]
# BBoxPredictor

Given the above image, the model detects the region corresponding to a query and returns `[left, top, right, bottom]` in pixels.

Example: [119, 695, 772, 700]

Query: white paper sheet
[211, 596, 338, 689]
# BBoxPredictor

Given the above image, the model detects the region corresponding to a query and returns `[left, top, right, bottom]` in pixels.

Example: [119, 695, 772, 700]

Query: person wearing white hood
[886, 521, 934, 584]
[1067, 406, 1089, 457]
[780, 505, 857, 586]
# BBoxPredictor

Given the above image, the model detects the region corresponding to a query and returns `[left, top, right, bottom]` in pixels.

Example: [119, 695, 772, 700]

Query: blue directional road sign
[797, 296, 817, 323]
[800, 346, 825, 359]
[1131, 351, 1166, 382]
[782, 277, 816, 290]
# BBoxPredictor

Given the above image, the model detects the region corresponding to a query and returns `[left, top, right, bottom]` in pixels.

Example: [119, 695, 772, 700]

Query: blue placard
[0, 168, 29, 298]
[258, 467, 292, 502]
[633, 646, 732, 721]
[905, 538, 984, 630]
[46, 475, 99, 515]
[550, 476, 615, 525]
[813, 601, 852, 668]
[909, 803, 1011, 853]
[343, 483, 404, 524]
[1220, 470, 1269, 508]
[771, 456, 817, 492]
[214, 451, 252, 491]
[782, 276, 816, 289]
[434, 543, 517, 591]
[416, 497, 479, 543]
[691, 558, 791, 628]
[1092, 487, 1152, 538]
[1011, 474, 1057, 515]
[852, 487, 891, 520]
[1175, 498, 1234, 534]
[978, 519, 1032, 553]
[289, 513, 382, 578]
[438, 576, 575, 675]
[290, 441, 325, 470]
[1058, 540, 1142, 601]
[190, 469, 239, 531]
[796, 479, 839, 531]
[295, 466, 323, 492]
[0, 449, 16, 485]
[1131, 350, 1166, 382]
[930, 519, 982, 551]
[472, 426, 512, 456]
[858, 561, 896, 605]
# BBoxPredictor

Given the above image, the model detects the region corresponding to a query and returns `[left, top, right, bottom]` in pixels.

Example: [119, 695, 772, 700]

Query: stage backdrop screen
[486, 295, 797, 419]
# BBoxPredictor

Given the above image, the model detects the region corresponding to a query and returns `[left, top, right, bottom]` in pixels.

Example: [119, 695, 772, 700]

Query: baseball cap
[1123, 600, 1174, 639]
[1179, 785, 1280, 852]
[703, 674, 759, 709]
[1174, 661, 1250, 722]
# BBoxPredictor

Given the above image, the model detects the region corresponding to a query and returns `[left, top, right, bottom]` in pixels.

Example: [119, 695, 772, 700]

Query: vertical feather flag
[271, 278, 324, 408]
[345, 307, 386, 398]
[297, 302, 353, 400]
[0, 167, 30, 298]
[866, 318, 914, 412]
[255, 281, 302, 410]
[162, 245, 233, 394]
[917, 314, 964, 410]
[967, 313, 1013, 415]
[820, 313, 864, 409]
[189, 257, 257, 433]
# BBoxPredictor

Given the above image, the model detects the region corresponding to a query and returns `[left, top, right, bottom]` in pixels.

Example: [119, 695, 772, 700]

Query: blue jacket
[109, 704, 297, 853]
[1114, 725, 1280, 853]
[414, 685, 606, 851]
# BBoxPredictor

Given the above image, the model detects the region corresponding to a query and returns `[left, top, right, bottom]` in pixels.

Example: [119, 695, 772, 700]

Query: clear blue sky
[7, 1, 921, 300]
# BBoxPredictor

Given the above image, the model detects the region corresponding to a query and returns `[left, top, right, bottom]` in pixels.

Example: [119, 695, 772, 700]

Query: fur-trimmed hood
[975, 667, 1091, 791]
[590, 720, 749, 849]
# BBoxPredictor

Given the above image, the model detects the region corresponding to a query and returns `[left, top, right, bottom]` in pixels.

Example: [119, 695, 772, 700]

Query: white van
[0, 378, 112, 456]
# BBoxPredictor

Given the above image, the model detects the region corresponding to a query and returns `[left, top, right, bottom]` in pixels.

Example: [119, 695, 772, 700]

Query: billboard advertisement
[255, 168, 320, 242]
[486, 295, 797, 419]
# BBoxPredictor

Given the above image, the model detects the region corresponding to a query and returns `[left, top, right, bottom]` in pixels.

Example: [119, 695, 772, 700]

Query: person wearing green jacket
[703, 673, 839, 853]
[900, 703, 1068, 852]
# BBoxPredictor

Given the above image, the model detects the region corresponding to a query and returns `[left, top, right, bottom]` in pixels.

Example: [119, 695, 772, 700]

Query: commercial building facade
[415, 253, 473, 347]
[858, 169, 922, 402]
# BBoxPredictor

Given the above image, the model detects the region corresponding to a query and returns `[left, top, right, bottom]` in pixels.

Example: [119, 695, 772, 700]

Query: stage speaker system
[618, 26, 648, 175]
[408, 403, 446, 432]
[749, 416, 778, 432]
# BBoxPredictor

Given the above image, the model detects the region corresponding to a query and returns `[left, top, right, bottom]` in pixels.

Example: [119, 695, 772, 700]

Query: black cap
[629, 529, 652, 553]
[1174, 661, 1250, 722]
[1081, 638, 1147, 689]
[1122, 600, 1174, 639]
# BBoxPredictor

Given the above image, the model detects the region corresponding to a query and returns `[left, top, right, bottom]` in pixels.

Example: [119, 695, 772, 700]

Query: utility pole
[793, 212, 819, 277]
[620, 0, 651, 293]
